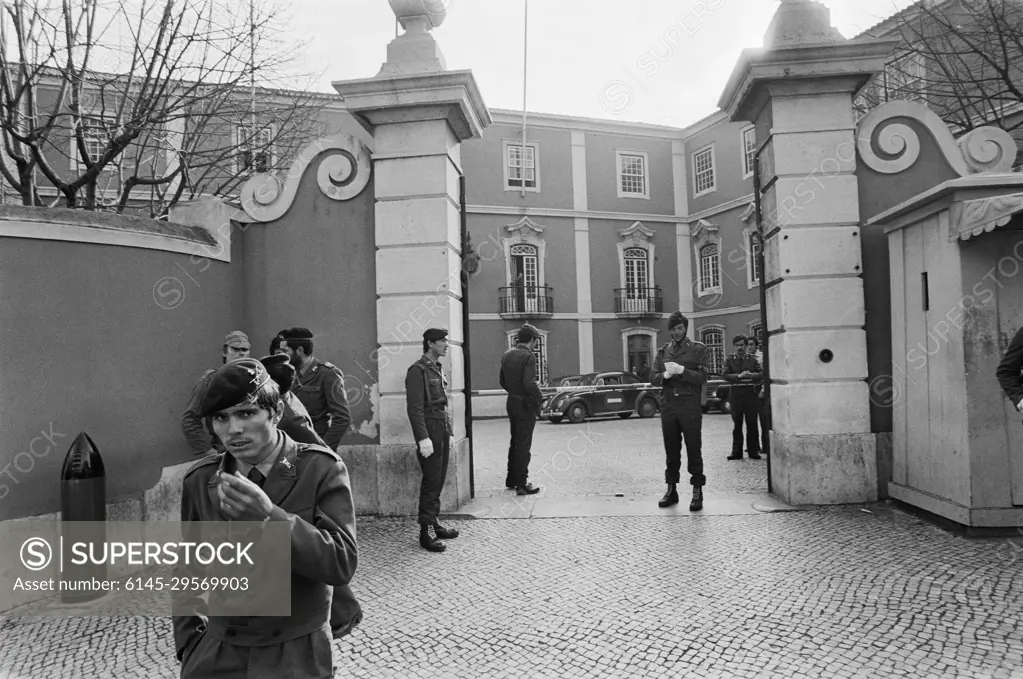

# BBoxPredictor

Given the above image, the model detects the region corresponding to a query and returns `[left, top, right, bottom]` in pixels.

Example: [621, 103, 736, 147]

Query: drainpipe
[459, 172, 475, 498]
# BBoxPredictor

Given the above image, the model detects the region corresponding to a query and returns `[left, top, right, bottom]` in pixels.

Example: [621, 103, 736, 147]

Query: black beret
[278, 327, 313, 341]
[668, 311, 689, 330]
[199, 358, 275, 418]
[259, 354, 296, 392]
[423, 328, 448, 342]
[518, 323, 541, 340]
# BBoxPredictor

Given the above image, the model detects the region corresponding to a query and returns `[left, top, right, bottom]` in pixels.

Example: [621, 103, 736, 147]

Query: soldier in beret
[277, 327, 351, 451]
[406, 328, 460, 552]
[500, 323, 544, 495]
[181, 330, 251, 457]
[259, 354, 325, 447]
[173, 358, 358, 678]
[650, 311, 709, 511]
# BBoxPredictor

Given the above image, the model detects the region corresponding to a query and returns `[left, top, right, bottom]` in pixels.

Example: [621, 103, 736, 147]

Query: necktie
[246, 467, 265, 489]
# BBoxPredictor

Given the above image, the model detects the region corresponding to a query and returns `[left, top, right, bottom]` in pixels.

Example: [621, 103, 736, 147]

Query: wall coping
[867, 174, 1023, 232]
[0, 205, 221, 259]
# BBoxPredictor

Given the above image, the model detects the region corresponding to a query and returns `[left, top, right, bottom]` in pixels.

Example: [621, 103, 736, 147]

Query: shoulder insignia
[297, 442, 341, 462]
[322, 361, 344, 377]
[692, 341, 707, 348]
[183, 453, 221, 478]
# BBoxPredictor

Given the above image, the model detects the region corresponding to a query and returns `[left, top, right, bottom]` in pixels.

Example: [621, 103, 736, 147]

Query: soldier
[500, 323, 544, 496]
[650, 311, 709, 511]
[748, 335, 770, 456]
[405, 328, 460, 552]
[996, 325, 1023, 412]
[723, 335, 763, 460]
[181, 330, 251, 456]
[277, 327, 351, 451]
[173, 358, 358, 678]
[259, 354, 325, 447]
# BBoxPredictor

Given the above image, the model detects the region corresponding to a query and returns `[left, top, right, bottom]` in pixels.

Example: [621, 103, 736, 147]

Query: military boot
[419, 525, 446, 552]
[689, 486, 704, 511]
[658, 484, 679, 508]
[433, 521, 459, 540]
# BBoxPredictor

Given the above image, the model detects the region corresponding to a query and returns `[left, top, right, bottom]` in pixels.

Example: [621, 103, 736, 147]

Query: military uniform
[723, 352, 763, 458]
[173, 360, 359, 679]
[293, 358, 351, 450]
[181, 368, 219, 455]
[996, 326, 1023, 406]
[405, 353, 453, 527]
[500, 324, 545, 490]
[650, 321, 709, 490]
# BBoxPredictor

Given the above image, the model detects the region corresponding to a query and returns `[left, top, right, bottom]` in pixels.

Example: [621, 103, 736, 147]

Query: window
[700, 328, 724, 375]
[504, 141, 539, 191]
[236, 124, 275, 174]
[508, 330, 548, 385]
[622, 373, 641, 385]
[749, 322, 763, 346]
[883, 53, 925, 102]
[698, 243, 721, 294]
[747, 230, 762, 287]
[693, 145, 716, 196]
[741, 127, 756, 179]
[616, 150, 649, 199]
[622, 247, 651, 312]
[72, 114, 116, 173]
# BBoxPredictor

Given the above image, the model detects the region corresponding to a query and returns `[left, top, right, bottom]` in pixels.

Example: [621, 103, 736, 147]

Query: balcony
[499, 284, 554, 320]
[614, 286, 663, 318]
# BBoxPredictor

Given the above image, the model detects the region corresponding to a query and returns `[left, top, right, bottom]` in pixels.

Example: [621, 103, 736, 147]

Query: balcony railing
[499, 284, 554, 319]
[614, 286, 663, 317]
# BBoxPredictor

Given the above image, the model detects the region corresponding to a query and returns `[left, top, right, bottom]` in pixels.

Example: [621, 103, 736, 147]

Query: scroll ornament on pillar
[239, 134, 372, 223]
[856, 100, 1017, 177]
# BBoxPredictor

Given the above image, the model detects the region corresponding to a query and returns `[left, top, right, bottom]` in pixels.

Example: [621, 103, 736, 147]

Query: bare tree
[858, 0, 1023, 163]
[0, 0, 327, 215]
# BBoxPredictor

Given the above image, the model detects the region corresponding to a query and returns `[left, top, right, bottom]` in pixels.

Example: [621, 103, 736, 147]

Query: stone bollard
[59, 432, 107, 604]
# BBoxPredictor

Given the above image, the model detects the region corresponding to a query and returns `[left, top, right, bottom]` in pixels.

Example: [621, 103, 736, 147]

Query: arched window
[623, 247, 649, 297]
[699, 243, 721, 293]
[509, 243, 540, 313]
[700, 327, 724, 375]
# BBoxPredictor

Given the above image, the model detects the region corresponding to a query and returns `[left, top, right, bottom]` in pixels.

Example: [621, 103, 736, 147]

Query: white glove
[418, 438, 434, 457]
[1016, 398, 1023, 412]
[664, 362, 685, 376]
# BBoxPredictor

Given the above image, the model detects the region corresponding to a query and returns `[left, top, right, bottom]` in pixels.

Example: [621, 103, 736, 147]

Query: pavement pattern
[2, 416, 1022, 679]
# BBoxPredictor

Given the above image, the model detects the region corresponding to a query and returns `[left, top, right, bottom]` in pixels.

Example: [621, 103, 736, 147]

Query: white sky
[287, 0, 916, 129]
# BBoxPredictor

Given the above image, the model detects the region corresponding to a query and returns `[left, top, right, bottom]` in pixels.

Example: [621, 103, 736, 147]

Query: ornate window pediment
[618, 221, 656, 291]
[504, 216, 547, 287]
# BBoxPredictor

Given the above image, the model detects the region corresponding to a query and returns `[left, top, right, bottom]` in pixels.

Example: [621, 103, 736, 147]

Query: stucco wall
[239, 148, 379, 443]
[0, 207, 239, 520]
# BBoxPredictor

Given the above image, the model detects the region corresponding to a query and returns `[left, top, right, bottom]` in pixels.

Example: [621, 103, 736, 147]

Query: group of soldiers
[168, 313, 738, 677]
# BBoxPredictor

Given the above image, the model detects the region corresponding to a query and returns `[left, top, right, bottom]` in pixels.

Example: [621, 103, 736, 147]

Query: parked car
[540, 371, 661, 424]
[703, 374, 731, 414]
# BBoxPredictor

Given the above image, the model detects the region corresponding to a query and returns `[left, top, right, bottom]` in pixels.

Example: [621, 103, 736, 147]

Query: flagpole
[520, 0, 528, 198]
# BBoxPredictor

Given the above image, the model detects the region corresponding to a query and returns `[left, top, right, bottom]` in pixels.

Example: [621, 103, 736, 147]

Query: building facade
[460, 108, 761, 390]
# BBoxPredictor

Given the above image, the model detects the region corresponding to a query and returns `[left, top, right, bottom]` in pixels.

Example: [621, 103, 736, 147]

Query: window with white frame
[700, 327, 724, 375]
[616, 150, 649, 198]
[747, 230, 762, 286]
[504, 141, 539, 191]
[742, 127, 756, 179]
[693, 145, 716, 196]
[72, 114, 116, 172]
[508, 330, 549, 385]
[698, 243, 721, 293]
[883, 53, 925, 102]
[749, 321, 763, 347]
[236, 124, 275, 174]
[621, 247, 651, 312]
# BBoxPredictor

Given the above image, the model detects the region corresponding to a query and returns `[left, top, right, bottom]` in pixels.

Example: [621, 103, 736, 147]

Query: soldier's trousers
[506, 396, 537, 487]
[416, 418, 450, 526]
[660, 398, 706, 487]
[730, 387, 761, 456]
[758, 395, 769, 454]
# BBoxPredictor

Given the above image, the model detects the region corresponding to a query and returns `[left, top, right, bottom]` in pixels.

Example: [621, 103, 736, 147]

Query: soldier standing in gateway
[650, 311, 709, 511]
[500, 323, 543, 496]
[277, 327, 351, 451]
[173, 358, 358, 678]
[405, 328, 460, 552]
[722, 335, 763, 460]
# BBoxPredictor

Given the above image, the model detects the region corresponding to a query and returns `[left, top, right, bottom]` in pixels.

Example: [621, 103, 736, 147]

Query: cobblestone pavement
[472, 412, 768, 497]
[3, 419, 1023, 678]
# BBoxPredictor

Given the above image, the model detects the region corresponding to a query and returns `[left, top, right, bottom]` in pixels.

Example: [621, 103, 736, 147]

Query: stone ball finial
[388, 0, 449, 32]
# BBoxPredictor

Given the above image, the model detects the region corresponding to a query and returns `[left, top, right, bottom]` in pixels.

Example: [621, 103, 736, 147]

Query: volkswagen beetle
[540, 371, 661, 424]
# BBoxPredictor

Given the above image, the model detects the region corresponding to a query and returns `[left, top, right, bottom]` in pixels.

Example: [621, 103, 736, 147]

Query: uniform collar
[298, 357, 319, 378]
[671, 337, 690, 350]
[207, 432, 301, 514]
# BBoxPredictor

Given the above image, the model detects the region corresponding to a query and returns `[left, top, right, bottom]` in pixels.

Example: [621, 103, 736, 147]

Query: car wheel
[618, 412, 632, 419]
[719, 399, 732, 415]
[549, 416, 563, 424]
[567, 403, 587, 424]
[702, 405, 710, 414]
[638, 398, 658, 418]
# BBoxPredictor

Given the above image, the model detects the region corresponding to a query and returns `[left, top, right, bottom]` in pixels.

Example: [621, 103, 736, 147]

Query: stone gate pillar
[332, 1, 490, 513]
[718, 0, 899, 505]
